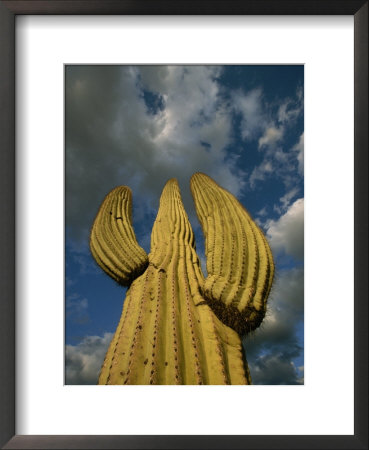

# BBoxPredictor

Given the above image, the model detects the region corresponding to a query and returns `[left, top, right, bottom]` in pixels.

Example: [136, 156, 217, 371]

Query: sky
[65, 65, 304, 385]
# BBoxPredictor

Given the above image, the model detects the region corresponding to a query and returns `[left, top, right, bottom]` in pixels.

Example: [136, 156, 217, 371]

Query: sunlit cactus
[90, 186, 148, 286]
[90, 174, 274, 385]
[191, 173, 274, 335]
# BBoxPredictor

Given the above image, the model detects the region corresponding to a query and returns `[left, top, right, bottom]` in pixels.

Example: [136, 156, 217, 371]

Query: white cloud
[277, 90, 303, 125]
[65, 333, 113, 384]
[276, 186, 300, 213]
[248, 136, 302, 189]
[258, 126, 284, 149]
[232, 88, 267, 141]
[292, 132, 304, 175]
[249, 159, 274, 188]
[267, 198, 304, 260]
[242, 85, 303, 190]
[257, 206, 268, 217]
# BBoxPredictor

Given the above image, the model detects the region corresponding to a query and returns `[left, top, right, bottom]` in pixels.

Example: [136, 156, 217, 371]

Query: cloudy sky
[65, 65, 304, 385]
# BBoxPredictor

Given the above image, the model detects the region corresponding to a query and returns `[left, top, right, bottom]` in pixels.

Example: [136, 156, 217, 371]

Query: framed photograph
[0, 1, 367, 449]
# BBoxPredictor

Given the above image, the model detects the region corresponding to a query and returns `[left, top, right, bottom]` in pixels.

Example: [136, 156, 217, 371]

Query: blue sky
[65, 65, 304, 385]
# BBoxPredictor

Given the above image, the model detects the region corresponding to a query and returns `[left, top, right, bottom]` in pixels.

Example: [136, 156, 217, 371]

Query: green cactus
[90, 173, 274, 385]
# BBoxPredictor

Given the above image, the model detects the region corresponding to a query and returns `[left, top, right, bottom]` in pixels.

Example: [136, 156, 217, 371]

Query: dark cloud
[243, 267, 304, 384]
[249, 353, 303, 385]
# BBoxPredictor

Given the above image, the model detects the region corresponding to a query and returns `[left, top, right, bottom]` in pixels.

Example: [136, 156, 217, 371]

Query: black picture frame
[0, 1, 367, 449]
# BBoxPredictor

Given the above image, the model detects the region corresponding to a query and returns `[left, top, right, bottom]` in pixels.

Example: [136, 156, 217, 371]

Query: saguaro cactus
[90, 173, 274, 384]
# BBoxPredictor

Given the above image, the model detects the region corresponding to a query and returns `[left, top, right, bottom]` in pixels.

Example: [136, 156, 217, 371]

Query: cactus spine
[90, 174, 274, 384]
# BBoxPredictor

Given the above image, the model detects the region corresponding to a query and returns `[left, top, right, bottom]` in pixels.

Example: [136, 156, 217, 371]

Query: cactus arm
[90, 186, 148, 286]
[190, 173, 274, 336]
